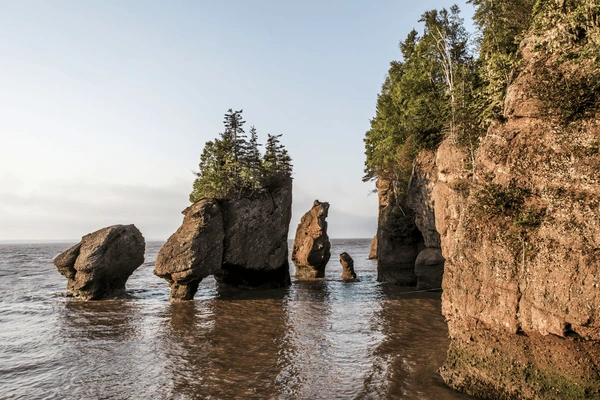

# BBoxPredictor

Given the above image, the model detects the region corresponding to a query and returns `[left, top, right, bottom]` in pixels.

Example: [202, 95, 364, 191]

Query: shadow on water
[358, 284, 476, 400]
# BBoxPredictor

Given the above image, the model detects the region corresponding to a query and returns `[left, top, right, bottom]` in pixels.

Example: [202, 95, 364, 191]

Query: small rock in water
[339, 252, 357, 281]
[54, 224, 145, 300]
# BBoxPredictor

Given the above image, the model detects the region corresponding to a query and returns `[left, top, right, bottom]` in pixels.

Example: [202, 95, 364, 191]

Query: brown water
[0, 239, 475, 399]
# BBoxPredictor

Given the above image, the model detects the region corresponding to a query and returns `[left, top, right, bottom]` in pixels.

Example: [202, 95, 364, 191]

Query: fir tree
[190, 110, 292, 202]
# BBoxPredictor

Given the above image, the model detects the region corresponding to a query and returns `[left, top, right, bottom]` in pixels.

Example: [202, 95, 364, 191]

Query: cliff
[375, 178, 421, 285]
[435, 33, 600, 398]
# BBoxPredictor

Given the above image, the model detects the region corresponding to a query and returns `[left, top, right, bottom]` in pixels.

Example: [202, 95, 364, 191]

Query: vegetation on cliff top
[364, 0, 599, 199]
[190, 109, 292, 202]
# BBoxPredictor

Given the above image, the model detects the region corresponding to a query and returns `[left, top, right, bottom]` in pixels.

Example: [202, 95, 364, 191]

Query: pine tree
[190, 110, 292, 202]
[240, 126, 263, 192]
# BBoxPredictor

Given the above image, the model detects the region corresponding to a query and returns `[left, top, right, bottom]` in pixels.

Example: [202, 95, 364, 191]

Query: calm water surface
[0, 239, 474, 399]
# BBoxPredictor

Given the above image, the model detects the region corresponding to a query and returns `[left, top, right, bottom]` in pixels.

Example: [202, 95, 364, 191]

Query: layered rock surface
[291, 200, 331, 278]
[155, 179, 293, 301]
[435, 36, 600, 398]
[54, 224, 145, 300]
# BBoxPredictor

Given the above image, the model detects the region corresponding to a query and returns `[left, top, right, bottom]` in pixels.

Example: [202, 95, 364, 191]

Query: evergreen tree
[240, 126, 263, 192]
[190, 110, 292, 202]
[364, 5, 474, 201]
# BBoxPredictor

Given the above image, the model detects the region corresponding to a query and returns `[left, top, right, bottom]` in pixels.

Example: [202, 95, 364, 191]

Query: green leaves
[189, 110, 292, 203]
[364, 5, 473, 194]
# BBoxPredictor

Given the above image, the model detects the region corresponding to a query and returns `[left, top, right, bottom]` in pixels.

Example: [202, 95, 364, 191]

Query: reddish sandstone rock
[291, 200, 331, 278]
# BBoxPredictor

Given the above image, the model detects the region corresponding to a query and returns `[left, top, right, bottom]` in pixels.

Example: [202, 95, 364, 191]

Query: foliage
[467, 0, 537, 123]
[364, 5, 475, 198]
[474, 183, 529, 217]
[530, 0, 600, 122]
[189, 109, 292, 202]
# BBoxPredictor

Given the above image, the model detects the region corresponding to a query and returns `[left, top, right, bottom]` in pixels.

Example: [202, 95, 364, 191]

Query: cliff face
[155, 178, 293, 300]
[375, 154, 446, 289]
[407, 151, 446, 290]
[436, 36, 600, 399]
[375, 177, 420, 285]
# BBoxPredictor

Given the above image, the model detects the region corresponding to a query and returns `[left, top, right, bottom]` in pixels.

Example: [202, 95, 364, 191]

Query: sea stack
[155, 178, 293, 301]
[339, 252, 357, 281]
[54, 224, 145, 300]
[291, 200, 331, 278]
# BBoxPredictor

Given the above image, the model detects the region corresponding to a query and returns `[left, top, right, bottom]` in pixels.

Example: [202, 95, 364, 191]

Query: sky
[0, 0, 474, 242]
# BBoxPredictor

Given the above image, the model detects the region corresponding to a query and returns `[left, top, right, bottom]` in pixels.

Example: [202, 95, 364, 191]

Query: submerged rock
[54, 225, 145, 300]
[339, 252, 357, 281]
[291, 200, 331, 278]
[155, 178, 293, 301]
[368, 235, 377, 259]
[154, 199, 224, 301]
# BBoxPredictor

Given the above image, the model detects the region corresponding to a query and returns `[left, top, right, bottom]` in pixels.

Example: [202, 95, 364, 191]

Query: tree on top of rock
[263, 134, 293, 187]
[189, 110, 292, 203]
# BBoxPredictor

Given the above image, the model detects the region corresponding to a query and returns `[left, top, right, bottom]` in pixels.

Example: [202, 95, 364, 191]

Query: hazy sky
[0, 0, 473, 241]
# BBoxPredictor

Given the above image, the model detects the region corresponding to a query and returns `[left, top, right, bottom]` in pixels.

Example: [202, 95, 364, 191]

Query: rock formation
[155, 178, 293, 301]
[434, 34, 600, 398]
[339, 252, 357, 280]
[407, 151, 445, 290]
[54, 224, 145, 300]
[368, 235, 377, 259]
[215, 179, 293, 288]
[375, 177, 422, 285]
[154, 199, 224, 301]
[291, 200, 331, 278]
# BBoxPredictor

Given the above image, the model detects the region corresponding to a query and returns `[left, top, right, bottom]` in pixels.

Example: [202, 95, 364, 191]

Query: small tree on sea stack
[189, 109, 292, 202]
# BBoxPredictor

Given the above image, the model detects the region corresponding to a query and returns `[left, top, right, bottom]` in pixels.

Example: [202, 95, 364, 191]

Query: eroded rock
[291, 200, 331, 278]
[375, 177, 421, 285]
[156, 178, 293, 300]
[54, 225, 145, 300]
[368, 235, 377, 259]
[339, 252, 357, 280]
[154, 199, 224, 301]
[436, 33, 600, 398]
[407, 150, 446, 290]
[215, 178, 293, 288]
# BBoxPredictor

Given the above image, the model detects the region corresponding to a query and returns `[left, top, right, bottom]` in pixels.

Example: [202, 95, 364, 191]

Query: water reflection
[56, 299, 161, 399]
[160, 288, 290, 399]
[368, 287, 475, 400]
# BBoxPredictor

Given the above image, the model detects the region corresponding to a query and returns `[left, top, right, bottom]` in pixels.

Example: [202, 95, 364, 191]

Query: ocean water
[0, 239, 474, 399]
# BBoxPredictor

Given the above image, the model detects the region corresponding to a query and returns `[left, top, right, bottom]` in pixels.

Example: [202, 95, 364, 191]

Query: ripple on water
[0, 240, 475, 399]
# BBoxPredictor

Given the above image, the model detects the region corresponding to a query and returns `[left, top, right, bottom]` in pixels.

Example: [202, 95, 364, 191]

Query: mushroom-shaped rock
[54, 224, 145, 300]
[368, 235, 377, 259]
[154, 199, 224, 301]
[291, 200, 331, 278]
[339, 252, 357, 280]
